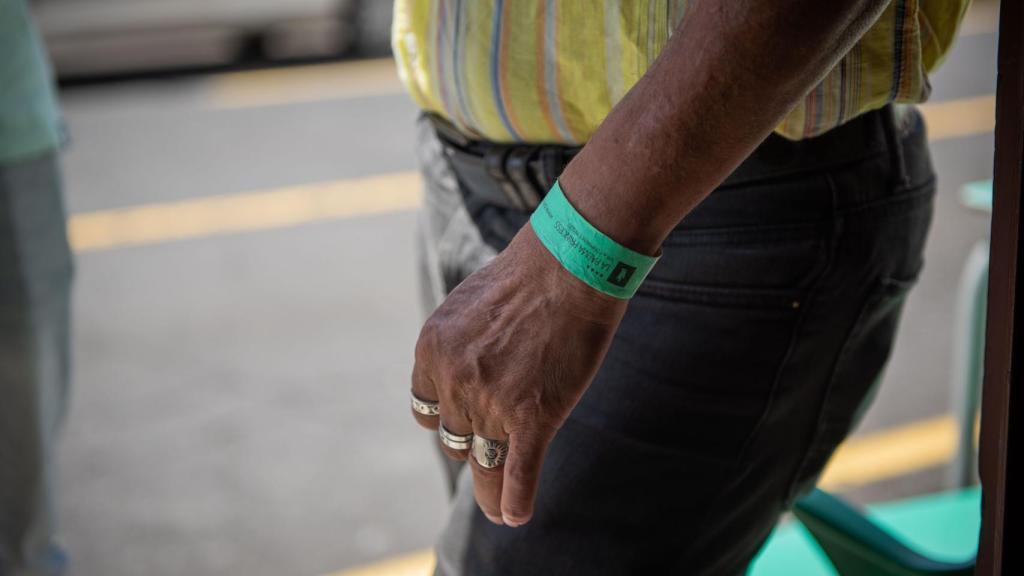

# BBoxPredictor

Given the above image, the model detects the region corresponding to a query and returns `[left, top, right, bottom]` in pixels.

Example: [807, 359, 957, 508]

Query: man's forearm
[558, 0, 890, 255]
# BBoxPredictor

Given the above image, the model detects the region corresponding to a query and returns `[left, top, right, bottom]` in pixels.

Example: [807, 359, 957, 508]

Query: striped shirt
[392, 0, 969, 143]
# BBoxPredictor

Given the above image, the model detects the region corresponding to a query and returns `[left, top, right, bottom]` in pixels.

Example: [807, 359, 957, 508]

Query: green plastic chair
[791, 489, 975, 576]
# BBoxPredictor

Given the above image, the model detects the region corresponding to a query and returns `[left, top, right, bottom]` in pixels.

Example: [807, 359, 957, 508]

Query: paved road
[54, 19, 996, 576]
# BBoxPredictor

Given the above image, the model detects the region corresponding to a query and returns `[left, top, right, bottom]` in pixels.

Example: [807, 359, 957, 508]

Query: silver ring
[472, 436, 509, 469]
[439, 424, 473, 451]
[411, 394, 440, 416]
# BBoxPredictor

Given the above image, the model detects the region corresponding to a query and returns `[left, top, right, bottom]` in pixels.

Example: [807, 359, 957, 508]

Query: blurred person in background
[0, 1, 74, 575]
[400, 0, 968, 574]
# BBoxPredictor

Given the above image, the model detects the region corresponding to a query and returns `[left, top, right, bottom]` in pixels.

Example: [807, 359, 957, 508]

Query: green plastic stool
[751, 488, 980, 575]
[791, 489, 976, 575]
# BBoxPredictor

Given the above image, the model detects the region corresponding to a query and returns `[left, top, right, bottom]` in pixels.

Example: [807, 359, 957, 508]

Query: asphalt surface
[53, 24, 996, 576]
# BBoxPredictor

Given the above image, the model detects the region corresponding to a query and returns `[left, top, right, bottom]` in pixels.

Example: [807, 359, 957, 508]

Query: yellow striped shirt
[392, 0, 969, 143]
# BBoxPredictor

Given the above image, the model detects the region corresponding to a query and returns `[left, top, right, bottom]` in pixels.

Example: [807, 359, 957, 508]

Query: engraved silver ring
[472, 436, 509, 469]
[411, 394, 440, 417]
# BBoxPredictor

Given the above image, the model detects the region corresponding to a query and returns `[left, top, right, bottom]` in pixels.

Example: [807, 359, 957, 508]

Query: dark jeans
[417, 107, 935, 575]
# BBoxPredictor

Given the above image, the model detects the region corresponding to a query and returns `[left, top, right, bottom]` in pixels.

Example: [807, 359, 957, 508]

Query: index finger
[500, 427, 555, 527]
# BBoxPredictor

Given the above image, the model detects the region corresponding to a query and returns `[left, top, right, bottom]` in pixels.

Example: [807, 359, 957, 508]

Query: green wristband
[530, 181, 660, 299]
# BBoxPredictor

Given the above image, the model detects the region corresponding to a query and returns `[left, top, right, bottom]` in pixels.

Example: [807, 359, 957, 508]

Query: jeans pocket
[588, 293, 811, 465]
[639, 222, 831, 310]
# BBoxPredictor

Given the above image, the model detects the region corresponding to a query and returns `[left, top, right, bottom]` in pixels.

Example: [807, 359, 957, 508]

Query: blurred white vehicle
[31, 0, 392, 79]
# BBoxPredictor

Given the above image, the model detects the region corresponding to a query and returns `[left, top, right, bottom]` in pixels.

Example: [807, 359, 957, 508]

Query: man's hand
[411, 224, 626, 526]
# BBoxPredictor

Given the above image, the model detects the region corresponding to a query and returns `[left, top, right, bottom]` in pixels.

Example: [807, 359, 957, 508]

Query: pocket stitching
[637, 279, 808, 310]
[638, 231, 831, 310]
[663, 222, 829, 247]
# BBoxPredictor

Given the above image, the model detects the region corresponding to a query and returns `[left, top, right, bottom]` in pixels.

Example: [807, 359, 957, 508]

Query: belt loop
[880, 104, 910, 188]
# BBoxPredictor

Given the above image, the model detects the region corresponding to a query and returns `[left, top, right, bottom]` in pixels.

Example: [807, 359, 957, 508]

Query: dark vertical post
[978, 0, 1023, 573]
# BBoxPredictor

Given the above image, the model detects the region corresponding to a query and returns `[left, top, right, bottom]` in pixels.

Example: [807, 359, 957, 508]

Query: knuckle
[437, 390, 471, 423]
[417, 314, 455, 362]
[414, 323, 438, 364]
[510, 415, 558, 443]
[505, 399, 544, 431]
[448, 369, 484, 410]
[480, 401, 505, 423]
[450, 359, 481, 389]
[505, 460, 533, 484]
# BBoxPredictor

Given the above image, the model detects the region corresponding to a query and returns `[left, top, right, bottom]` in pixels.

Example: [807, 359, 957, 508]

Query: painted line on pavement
[918, 94, 995, 142]
[208, 57, 403, 110]
[328, 550, 433, 576]
[68, 172, 421, 252]
[818, 414, 958, 490]
[323, 414, 965, 576]
[68, 92, 994, 254]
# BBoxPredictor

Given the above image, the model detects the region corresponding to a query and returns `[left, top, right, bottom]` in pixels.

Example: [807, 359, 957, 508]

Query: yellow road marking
[68, 172, 421, 252]
[69, 92, 994, 253]
[208, 58, 403, 109]
[323, 414, 964, 576]
[327, 550, 433, 576]
[818, 415, 958, 490]
[918, 94, 996, 142]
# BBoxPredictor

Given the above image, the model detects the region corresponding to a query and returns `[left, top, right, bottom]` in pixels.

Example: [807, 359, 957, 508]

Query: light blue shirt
[0, 0, 62, 163]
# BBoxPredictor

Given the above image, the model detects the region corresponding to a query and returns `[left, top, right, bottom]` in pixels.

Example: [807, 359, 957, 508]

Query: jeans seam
[734, 241, 837, 466]
[736, 171, 840, 464]
[782, 267, 924, 504]
[636, 279, 810, 310]
[783, 280, 884, 504]
[662, 223, 828, 247]
[676, 250, 830, 570]
[717, 150, 889, 191]
[776, 171, 871, 505]
[679, 186, 839, 563]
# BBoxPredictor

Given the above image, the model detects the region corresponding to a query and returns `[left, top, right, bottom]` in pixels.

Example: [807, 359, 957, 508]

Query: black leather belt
[428, 113, 579, 211]
[428, 104, 905, 213]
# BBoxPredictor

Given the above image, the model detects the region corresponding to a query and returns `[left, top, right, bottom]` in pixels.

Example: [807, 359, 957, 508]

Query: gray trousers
[413, 118, 496, 494]
[0, 151, 73, 576]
